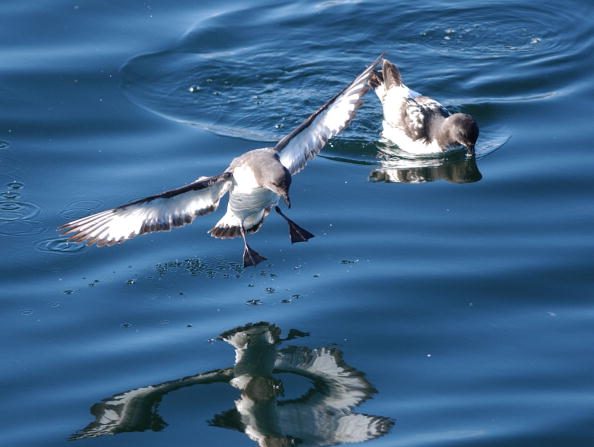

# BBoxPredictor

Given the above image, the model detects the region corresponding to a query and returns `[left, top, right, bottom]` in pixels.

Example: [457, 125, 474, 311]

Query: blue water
[2, 1, 594, 445]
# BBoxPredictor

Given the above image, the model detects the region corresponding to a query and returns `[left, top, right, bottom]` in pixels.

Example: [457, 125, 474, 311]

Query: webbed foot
[275, 206, 315, 244]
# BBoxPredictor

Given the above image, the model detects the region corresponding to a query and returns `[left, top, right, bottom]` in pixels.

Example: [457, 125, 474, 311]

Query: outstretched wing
[70, 368, 233, 440]
[275, 54, 382, 175]
[60, 173, 232, 247]
[402, 95, 449, 141]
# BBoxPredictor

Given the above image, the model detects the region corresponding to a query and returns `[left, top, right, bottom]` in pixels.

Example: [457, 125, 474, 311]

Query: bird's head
[445, 113, 479, 156]
[267, 166, 292, 208]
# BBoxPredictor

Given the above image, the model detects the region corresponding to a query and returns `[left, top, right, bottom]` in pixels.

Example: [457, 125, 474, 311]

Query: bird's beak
[465, 144, 476, 158]
[283, 194, 291, 208]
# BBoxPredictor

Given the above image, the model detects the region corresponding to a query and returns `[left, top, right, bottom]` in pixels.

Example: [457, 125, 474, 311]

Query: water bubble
[188, 85, 201, 93]
[36, 237, 85, 254]
[0, 200, 40, 221]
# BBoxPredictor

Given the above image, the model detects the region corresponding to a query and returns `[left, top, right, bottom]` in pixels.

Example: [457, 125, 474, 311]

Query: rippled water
[2, 0, 594, 446]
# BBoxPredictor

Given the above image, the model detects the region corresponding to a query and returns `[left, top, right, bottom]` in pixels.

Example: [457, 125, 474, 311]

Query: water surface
[1, 1, 594, 446]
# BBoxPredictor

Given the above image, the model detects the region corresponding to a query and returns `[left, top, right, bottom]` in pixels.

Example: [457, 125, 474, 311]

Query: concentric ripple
[35, 237, 86, 254]
[0, 220, 45, 237]
[59, 200, 103, 220]
[402, 3, 590, 59]
[0, 180, 45, 236]
[0, 200, 40, 221]
[121, 0, 590, 150]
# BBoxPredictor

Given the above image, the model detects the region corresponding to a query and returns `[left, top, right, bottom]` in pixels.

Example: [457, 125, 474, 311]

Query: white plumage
[370, 58, 479, 157]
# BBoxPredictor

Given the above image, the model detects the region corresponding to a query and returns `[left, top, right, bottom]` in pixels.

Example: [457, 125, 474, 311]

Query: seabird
[370, 58, 479, 156]
[60, 55, 382, 267]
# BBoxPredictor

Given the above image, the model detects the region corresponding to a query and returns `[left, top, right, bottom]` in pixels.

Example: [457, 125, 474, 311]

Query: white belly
[381, 122, 444, 156]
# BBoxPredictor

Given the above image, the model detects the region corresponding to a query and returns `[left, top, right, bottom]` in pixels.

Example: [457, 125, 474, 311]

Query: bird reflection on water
[369, 145, 483, 184]
[71, 322, 392, 446]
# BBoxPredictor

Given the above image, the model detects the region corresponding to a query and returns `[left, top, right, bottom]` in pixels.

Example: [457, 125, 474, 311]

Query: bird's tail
[208, 208, 269, 239]
[369, 58, 403, 100]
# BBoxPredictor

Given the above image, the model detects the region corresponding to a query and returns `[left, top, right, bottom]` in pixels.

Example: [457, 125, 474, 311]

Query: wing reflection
[369, 147, 482, 184]
[71, 322, 393, 446]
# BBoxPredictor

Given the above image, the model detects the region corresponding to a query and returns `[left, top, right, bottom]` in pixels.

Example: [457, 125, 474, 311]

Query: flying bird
[370, 58, 479, 156]
[60, 55, 382, 267]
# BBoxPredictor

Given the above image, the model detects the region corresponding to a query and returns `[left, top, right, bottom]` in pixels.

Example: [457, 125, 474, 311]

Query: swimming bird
[60, 55, 382, 267]
[370, 58, 479, 156]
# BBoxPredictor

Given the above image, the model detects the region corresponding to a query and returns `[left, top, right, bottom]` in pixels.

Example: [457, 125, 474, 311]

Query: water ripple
[0, 220, 45, 237]
[35, 237, 86, 254]
[0, 200, 40, 221]
[407, 3, 589, 59]
[59, 200, 103, 220]
[121, 0, 591, 146]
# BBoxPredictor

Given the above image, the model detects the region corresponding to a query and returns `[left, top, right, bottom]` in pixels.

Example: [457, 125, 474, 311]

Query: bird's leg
[274, 206, 314, 244]
[240, 224, 267, 268]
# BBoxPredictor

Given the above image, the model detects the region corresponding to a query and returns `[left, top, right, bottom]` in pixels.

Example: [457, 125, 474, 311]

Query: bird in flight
[60, 55, 382, 267]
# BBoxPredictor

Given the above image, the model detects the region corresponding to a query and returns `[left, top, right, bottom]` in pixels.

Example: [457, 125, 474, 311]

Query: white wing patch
[61, 175, 232, 247]
[276, 55, 382, 175]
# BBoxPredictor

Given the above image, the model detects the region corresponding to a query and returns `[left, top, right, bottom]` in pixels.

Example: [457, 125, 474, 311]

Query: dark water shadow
[71, 322, 392, 445]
